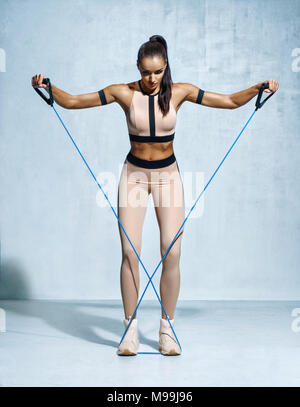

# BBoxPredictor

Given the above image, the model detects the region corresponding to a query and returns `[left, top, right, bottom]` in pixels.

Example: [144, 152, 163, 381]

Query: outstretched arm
[31, 73, 126, 109]
[228, 79, 279, 108]
[178, 79, 279, 109]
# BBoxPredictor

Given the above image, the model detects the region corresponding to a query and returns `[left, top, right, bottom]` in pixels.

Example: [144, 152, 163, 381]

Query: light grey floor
[0, 300, 299, 387]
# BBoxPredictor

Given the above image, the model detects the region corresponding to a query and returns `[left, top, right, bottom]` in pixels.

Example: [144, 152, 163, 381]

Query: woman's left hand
[263, 79, 279, 93]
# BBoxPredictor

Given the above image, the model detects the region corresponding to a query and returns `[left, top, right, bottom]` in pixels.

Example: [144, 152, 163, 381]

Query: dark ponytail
[137, 35, 172, 117]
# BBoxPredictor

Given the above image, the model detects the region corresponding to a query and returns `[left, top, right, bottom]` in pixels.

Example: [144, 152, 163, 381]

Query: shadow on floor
[0, 258, 202, 351]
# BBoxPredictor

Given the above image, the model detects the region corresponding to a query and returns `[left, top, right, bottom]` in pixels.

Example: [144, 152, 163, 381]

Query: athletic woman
[32, 34, 279, 356]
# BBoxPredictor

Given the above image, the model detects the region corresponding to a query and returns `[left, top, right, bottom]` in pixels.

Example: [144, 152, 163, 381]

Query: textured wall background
[0, 0, 299, 300]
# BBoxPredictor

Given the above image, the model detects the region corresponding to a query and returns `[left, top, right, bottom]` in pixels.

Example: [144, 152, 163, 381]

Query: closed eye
[143, 70, 163, 74]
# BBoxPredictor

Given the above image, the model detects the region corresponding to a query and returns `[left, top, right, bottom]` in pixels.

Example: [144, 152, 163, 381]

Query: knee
[122, 246, 141, 267]
[161, 242, 181, 263]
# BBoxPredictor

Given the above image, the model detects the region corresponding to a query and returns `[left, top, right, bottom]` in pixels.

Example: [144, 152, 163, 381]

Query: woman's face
[138, 56, 166, 91]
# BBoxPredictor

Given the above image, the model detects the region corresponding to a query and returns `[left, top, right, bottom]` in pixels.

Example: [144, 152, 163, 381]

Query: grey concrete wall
[0, 0, 299, 300]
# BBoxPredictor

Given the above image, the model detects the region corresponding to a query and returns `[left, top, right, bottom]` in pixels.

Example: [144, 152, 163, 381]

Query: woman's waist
[125, 150, 177, 170]
[129, 141, 174, 161]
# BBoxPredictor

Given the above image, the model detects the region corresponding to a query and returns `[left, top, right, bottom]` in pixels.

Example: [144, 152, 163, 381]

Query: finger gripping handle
[34, 77, 54, 106]
[255, 82, 274, 110]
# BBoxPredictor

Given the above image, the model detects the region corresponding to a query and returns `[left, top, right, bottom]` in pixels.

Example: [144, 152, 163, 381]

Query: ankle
[161, 315, 173, 320]
[126, 315, 137, 320]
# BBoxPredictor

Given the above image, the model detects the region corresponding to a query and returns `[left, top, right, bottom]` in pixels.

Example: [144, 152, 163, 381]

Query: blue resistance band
[34, 79, 274, 354]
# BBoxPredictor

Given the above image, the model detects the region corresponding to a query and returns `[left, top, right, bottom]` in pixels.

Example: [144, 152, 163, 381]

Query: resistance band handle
[255, 82, 274, 111]
[33, 77, 54, 106]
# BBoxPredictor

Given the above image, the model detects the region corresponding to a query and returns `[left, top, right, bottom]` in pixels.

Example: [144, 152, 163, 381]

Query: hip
[120, 151, 182, 186]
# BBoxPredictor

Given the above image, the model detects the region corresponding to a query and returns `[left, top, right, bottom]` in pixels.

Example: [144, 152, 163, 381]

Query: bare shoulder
[102, 83, 133, 110]
[171, 82, 203, 111]
[172, 82, 189, 96]
[172, 82, 204, 103]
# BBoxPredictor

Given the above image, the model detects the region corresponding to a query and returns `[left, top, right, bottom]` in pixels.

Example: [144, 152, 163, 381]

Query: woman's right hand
[32, 73, 48, 89]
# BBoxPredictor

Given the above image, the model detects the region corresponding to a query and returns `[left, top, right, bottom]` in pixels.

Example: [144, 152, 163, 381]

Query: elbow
[228, 95, 238, 109]
[65, 95, 76, 109]
[65, 101, 74, 110]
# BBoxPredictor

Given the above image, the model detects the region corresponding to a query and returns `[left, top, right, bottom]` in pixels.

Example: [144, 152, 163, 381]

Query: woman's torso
[119, 81, 183, 161]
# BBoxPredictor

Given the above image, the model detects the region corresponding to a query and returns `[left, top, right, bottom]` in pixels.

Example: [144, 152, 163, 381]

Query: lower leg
[159, 250, 182, 356]
[120, 254, 140, 320]
[160, 247, 181, 320]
